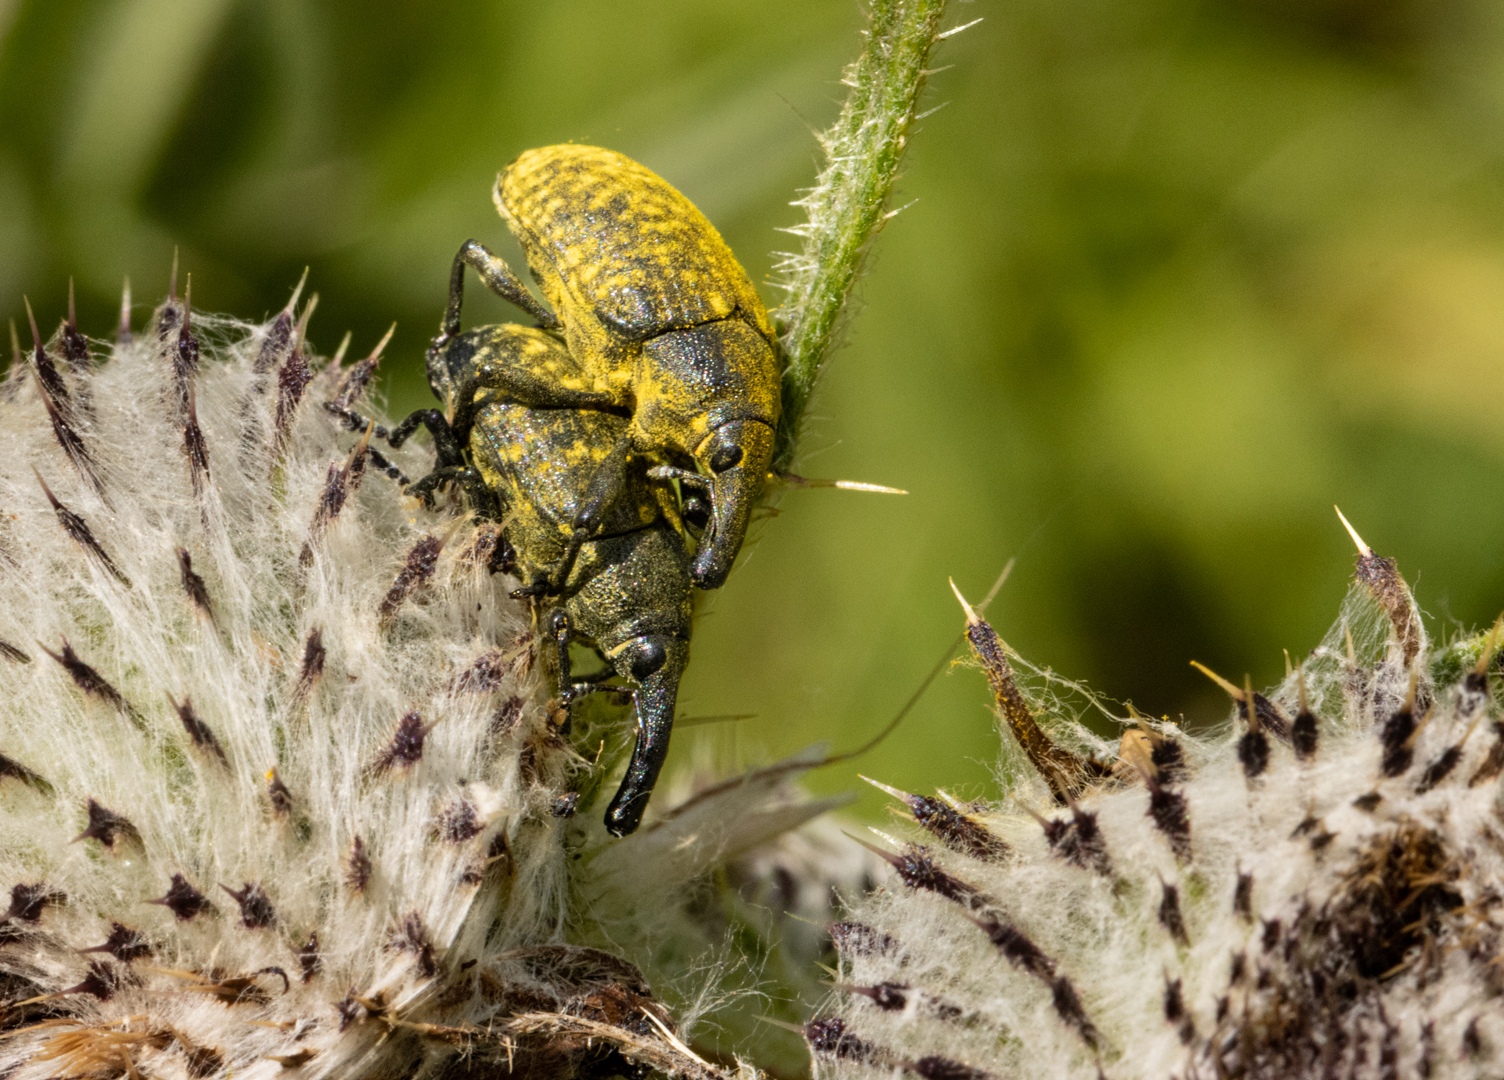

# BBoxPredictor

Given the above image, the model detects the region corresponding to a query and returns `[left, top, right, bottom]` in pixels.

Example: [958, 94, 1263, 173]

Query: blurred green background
[4, 0, 1504, 819]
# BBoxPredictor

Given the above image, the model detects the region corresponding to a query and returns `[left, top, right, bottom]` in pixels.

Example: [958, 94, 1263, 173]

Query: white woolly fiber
[822, 575, 1504, 1080]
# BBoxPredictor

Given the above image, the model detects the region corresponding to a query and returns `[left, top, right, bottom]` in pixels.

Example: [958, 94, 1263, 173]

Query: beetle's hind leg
[444, 240, 560, 336]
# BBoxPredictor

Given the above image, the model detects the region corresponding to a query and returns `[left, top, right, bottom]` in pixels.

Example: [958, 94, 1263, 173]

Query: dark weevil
[329, 321, 694, 838]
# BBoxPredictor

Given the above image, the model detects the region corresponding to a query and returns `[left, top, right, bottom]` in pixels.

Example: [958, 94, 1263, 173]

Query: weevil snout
[691, 418, 775, 590]
[603, 634, 690, 837]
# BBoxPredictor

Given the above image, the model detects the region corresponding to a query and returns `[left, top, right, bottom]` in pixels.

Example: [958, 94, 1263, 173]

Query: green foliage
[1, 0, 1502, 824]
[774, 0, 950, 468]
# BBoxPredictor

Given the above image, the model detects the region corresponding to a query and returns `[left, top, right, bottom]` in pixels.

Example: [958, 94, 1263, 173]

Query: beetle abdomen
[498, 145, 774, 344]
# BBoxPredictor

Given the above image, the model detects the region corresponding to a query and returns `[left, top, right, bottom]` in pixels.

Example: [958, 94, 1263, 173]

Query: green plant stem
[773, 0, 951, 470]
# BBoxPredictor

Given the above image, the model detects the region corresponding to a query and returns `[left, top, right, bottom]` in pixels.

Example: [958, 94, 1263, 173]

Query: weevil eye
[626, 639, 668, 681]
[708, 442, 743, 473]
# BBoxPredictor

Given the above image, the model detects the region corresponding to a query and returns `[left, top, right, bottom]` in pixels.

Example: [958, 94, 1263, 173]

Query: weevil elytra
[441, 144, 781, 591]
[329, 324, 694, 837]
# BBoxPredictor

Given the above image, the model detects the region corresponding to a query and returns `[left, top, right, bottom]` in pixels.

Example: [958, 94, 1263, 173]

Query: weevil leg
[545, 608, 576, 737]
[488, 531, 518, 576]
[323, 401, 497, 512]
[433, 467, 500, 517]
[510, 572, 552, 599]
[445, 240, 560, 335]
[448, 359, 622, 434]
[404, 465, 491, 510]
[549, 609, 573, 684]
[646, 464, 709, 489]
[324, 403, 415, 486]
[547, 608, 597, 704]
[384, 408, 468, 466]
[324, 401, 388, 438]
[366, 447, 410, 486]
[403, 466, 464, 503]
[323, 402, 466, 469]
[570, 667, 618, 685]
[646, 464, 712, 530]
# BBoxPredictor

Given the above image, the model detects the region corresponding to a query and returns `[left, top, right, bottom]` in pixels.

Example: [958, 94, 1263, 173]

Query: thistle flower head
[818, 542, 1504, 1080]
[0, 288, 839, 1080]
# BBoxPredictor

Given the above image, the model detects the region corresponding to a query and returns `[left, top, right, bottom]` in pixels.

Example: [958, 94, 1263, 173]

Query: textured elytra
[816, 563, 1504, 1080]
[0, 289, 837, 1080]
[498, 145, 772, 343]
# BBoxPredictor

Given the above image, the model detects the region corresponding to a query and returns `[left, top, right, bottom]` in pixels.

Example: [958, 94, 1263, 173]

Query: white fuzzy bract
[0, 293, 833, 1080]
[821, 569, 1504, 1080]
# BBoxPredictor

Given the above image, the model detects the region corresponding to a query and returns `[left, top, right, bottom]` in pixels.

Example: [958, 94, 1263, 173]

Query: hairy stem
[773, 0, 953, 470]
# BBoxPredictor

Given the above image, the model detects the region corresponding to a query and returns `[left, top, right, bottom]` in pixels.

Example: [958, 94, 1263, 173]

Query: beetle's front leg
[646, 464, 712, 530]
[324, 402, 467, 470]
[646, 464, 708, 489]
[320, 403, 413, 485]
[547, 609, 602, 704]
[549, 609, 574, 692]
[324, 401, 486, 507]
[384, 408, 469, 468]
[404, 465, 498, 514]
[443, 240, 560, 337]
